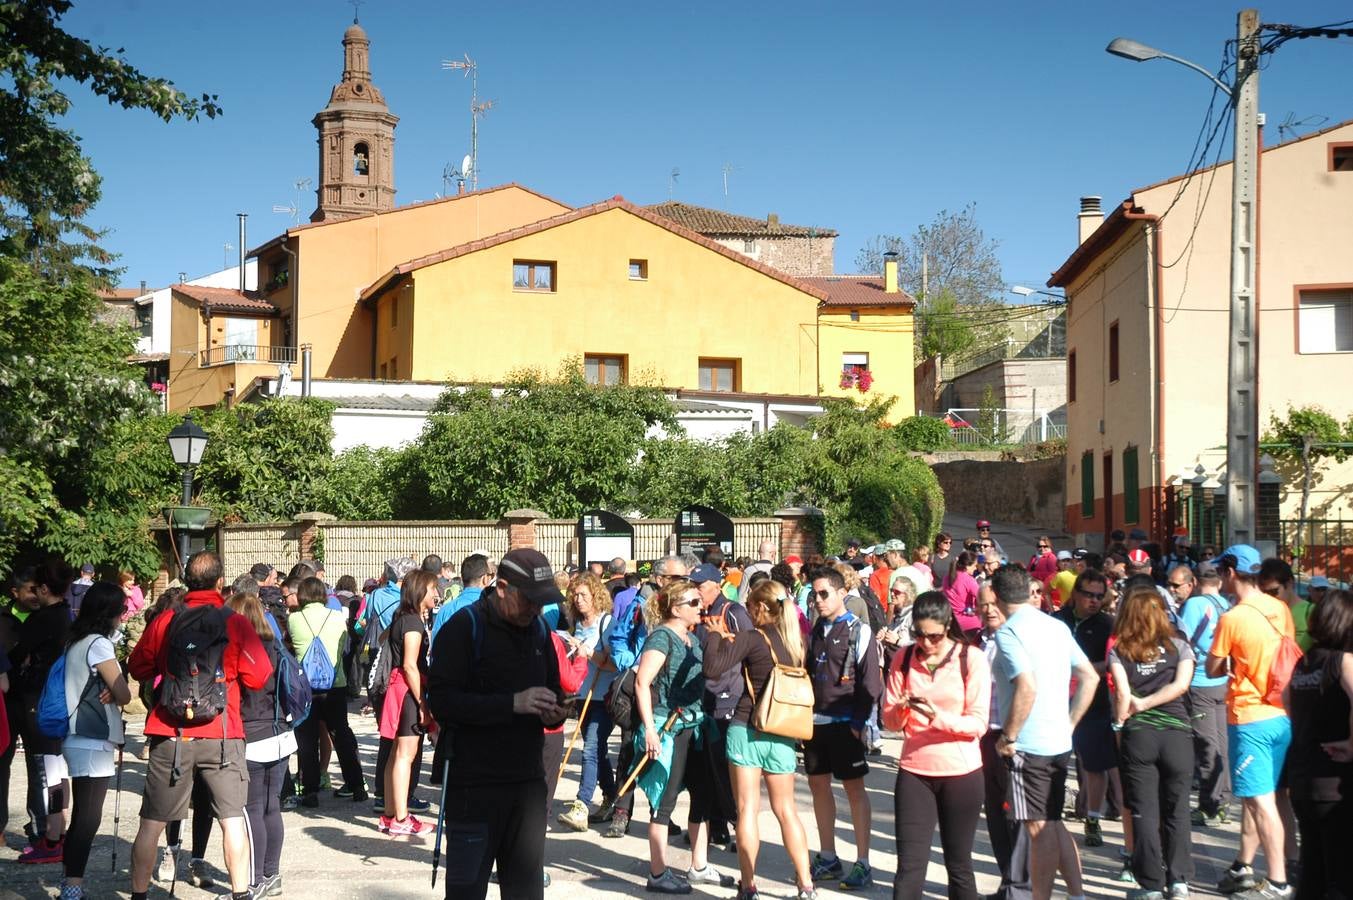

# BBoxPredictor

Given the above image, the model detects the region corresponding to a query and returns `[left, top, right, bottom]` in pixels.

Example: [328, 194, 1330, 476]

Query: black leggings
[246, 759, 286, 882]
[64, 776, 110, 878]
[295, 690, 364, 795]
[892, 767, 983, 900]
[165, 777, 212, 858]
[652, 730, 692, 827]
[1119, 725, 1193, 891]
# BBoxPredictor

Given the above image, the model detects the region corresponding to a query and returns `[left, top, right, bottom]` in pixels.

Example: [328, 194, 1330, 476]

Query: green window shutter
[1123, 446, 1140, 524]
[1081, 451, 1094, 517]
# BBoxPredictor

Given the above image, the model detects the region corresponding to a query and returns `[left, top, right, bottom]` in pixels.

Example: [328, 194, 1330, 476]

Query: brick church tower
[310, 19, 398, 222]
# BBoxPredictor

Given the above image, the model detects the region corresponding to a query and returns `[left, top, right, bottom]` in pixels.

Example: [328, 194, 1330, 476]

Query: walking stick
[111, 742, 124, 873]
[615, 708, 682, 799]
[556, 645, 610, 784]
[430, 755, 452, 888]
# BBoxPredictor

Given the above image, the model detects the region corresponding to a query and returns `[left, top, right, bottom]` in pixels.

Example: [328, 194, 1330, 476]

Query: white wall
[135, 260, 258, 355]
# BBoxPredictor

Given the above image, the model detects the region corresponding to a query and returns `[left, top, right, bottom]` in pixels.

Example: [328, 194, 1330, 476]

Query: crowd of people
[0, 521, 1349, 900]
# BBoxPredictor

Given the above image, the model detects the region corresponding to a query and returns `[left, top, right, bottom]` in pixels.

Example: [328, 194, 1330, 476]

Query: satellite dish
[461, 154, 473, 179]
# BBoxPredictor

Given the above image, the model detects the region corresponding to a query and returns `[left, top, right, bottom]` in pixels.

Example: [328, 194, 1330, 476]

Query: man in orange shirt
[1206, 545, 1296, 900]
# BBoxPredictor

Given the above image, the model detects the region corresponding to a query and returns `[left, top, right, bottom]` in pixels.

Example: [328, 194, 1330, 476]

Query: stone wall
[710, 234, 835, 277]
[929, 455, 1066, 531]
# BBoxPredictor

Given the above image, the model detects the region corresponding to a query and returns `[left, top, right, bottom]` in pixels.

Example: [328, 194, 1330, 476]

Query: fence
[1279, 518, 1352, 586]
[1170, 481, 1230, 552]
[200, 344, 298, 367]
[940, 408, 1066, 446]
[320, 520, 509, 581]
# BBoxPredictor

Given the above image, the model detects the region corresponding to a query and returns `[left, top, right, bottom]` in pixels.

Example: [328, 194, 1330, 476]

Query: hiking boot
[155, 845, 179, 882]
[646, 869, 693, 894]
[840, 860, 873, 891]
[810, 854, 843, 882]
[605, 809, 630, 839]
[557, 800, 590, 832]
[686, 865, 735, 887]
[386, 815, 430, 836]
[1233, 883, 1294, 900]
[18, 838, 63, 864]
[187, 858, 214, 888]
[1084, 818, 1104, 847]
[588, 799, 615, 824]
[1218, 866, 1257, 893]
[1168, 884, 1191, 899]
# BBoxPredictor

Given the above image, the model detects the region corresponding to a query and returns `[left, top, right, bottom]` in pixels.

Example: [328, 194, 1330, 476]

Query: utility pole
[1226, 8, 1260, 545]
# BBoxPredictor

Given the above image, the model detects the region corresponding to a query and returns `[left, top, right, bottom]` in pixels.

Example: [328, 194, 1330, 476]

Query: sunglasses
[1077, 589, 1106, 600]
[1168, 580, 1192, 589]
[1037, 544, 1050, 550]
[912, 630, 946, 643]
[676, 596, 701, 608]
[890, 587, 907, 596]
[811, 589, 836, 599]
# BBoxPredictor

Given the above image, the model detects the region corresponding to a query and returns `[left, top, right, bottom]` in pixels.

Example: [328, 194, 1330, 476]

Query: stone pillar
[775, 506, 824, 559]
[293, 511, 336, 563]
[1256, 454, 1281, 545]
[502, 509, 547, 551]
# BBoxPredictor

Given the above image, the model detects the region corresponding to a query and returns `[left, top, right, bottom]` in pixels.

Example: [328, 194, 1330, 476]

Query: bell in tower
[310, 20, 398, 222]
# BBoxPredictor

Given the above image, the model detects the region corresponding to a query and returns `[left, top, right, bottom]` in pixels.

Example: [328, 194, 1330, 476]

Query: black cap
[498, 549, 558, 606]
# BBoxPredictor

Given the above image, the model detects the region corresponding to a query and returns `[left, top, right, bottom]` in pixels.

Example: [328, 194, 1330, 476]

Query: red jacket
[129, 590, 272, 739]
[545, 632, 589, 736]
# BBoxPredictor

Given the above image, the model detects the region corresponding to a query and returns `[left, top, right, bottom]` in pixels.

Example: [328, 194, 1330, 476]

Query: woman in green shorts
[704, 579, 817, 900]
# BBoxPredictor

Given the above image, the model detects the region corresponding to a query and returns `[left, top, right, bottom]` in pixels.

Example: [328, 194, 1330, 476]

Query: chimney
[457, 180, 465, 196]
[237, 213, 248, 292]
[1077, 196, 1102, 245]
[883, 250, 899, 294]
[766, 213, 780, 234]
[139, 279, 147, 294]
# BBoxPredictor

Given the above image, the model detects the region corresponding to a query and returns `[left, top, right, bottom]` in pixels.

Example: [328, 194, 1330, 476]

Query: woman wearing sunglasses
[880, 591, 989, 899]
[703, 579, 818, 900]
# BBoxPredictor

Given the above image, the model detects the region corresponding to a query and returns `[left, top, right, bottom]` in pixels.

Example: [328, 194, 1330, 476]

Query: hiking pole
[615, 708, 682, 799]
[430, 756, 452, 888]
[556, 649, 608, 784]
[111, 741, 124, 873]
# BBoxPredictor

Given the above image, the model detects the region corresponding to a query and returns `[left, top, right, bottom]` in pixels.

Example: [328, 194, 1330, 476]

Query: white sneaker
[1168, 884, 1191, 899]
[154, 845, 178, 882]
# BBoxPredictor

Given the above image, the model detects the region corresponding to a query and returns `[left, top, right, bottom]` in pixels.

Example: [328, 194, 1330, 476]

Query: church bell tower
[310, 20, 398, 222]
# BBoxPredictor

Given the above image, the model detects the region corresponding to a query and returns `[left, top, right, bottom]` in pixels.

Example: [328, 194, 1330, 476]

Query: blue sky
[60, 0, 1353, 293]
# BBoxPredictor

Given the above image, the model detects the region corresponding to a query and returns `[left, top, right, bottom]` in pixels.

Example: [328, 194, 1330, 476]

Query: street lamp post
[1106, 9, 1261, 545]
[165, 413, 209, 576]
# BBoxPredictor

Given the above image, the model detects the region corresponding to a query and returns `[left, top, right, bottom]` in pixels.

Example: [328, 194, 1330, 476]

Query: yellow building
[803, 271, 916, 415]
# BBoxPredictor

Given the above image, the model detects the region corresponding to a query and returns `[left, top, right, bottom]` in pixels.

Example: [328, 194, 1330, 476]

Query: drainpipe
[1123, 203, 1165, 535]
[237, 213, 247, 292]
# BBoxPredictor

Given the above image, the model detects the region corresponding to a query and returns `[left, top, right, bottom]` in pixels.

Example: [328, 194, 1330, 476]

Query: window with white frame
[1298, 289, 1353, 353]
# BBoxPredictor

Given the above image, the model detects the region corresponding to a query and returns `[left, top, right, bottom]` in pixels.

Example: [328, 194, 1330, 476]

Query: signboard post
[675, 505, 735, 561]
[576, 510, 635, 569]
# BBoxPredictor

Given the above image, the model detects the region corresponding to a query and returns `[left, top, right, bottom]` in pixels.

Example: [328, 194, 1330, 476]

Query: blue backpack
[36, 654, 70, 739]
[300, 610, 338, 692]
[273, 641, 313, 728]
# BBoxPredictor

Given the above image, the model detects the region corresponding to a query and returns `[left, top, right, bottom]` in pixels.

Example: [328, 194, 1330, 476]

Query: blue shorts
[1228, 716, 1292, 798]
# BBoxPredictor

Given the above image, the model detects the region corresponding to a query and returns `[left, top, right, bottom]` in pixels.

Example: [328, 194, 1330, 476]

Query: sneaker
[1192, 807, 1228, 826]
[543, 871, 552, 888]
[557, 799, 590, 832]
[18, 838, 63, 864]
[408, 796, 431, 813]
[335, 783, 360, 799]
[386, 815, 430, 836]
[1218, 866, 1257, 893]
[687, 865, 736, 887]
[668, 820, 682, 837]
[251, 873, 283, 899]
[646, 869, 693, 894]
[810, 854, 843, 882]
[735, 886, 759, 900]
[319, 773, 332, 791]
[1233, 883, 1294, 900]
[588, 799, 615, 824]
[1168, 883, 1191, 899]
[279, 794, 299, 812]
[1084, 818, 1104, 847]
[300, 793, 319, 808]
[371, 794, 386, 811]
[796, 890, 818, 900]
[377, 815, 393, 834]
[1117, 861, 1139, 885]
[840, 860, 873, 891]
[351, 786, 369, 803]
[1125, 891, 1165, 900]
[155, 845, 179, 882]
[60, 880, 85, 900]
[604, 809, 630, 839]
[188, 858, 215, 888]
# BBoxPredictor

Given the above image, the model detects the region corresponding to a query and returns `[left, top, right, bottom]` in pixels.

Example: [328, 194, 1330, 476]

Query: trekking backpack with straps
[160, 605, 231, 727]
[299, 610, 338, 692]
[273, 638, 313, 728]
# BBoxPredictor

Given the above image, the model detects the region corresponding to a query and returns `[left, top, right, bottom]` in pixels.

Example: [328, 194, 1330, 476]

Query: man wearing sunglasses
[1052, 570, 1120, 850]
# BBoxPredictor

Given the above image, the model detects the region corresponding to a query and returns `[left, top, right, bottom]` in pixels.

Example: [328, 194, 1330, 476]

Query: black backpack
[858, 584, 887, 633]
[160, 605, 231, 728]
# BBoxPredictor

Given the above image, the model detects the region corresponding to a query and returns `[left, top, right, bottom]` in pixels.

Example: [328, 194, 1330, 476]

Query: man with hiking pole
[427, 549, 568, 900]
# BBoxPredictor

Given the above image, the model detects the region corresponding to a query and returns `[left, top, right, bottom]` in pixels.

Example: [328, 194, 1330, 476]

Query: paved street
[3, 705, 1246, 899]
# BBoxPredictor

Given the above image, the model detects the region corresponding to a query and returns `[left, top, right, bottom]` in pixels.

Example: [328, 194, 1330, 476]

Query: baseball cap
[80, 563, 95, 575]
[845, 538, 861, 549]
[885, 538, 906, 552]
[383, 556, 418, 583]
[976, 519, 991, 529]
[497, 548, 558, 606]
[1127, 549, 1151, 566]
[1309, 575, 1331, 589]
[784, 554, 803, 565]
[1209, 544, 1263, 575]
[1057, 550, 1073, 561]
[690, 563, 722, 585]
[1071, 547, 1090, 560]
[1128, 527, 1149, 541]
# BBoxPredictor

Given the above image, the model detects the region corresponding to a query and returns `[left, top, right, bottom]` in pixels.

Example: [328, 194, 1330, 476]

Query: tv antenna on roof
[441, 54, 494, 190]
[271, 177, 312, 223]
[441, 155, 472, 196]
[1277, 111, 1328, 142]
[669, 167, 680, 200]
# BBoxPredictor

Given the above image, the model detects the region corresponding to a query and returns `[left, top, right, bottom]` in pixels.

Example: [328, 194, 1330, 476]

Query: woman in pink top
[881, 591, 989, 900]
[941, 551, 982, 633]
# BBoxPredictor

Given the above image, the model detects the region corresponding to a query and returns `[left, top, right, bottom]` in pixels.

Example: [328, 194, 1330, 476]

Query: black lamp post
[165, 413, 209, 575]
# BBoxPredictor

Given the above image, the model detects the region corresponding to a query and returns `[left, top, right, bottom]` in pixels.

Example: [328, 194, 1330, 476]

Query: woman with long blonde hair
[703, 579, 816, 900]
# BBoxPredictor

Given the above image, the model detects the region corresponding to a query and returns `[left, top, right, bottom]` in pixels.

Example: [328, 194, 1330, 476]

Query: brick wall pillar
[293, 512, 336, 562]
[775, 506, 824, 559]
[1256, 454, 1282, 545]
[502, 509, 547, 551]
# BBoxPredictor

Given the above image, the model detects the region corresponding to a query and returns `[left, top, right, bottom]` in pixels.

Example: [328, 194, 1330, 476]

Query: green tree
[834, 454, 946, 555]
[975, 384, 1009, 445]
[893, 415, 954, 452]
[1262, 405, 1351, 533]
[314, 446, 402, 520]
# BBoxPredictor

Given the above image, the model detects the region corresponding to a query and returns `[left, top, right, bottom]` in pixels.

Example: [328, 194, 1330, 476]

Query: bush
[893, 415, 953, 452]
[834, 453, 945, 553]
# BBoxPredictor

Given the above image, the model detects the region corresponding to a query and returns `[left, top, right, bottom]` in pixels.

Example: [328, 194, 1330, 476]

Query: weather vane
[349, 0, 364, 24]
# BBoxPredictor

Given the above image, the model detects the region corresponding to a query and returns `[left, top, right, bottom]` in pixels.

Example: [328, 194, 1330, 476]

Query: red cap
[976, 519, 991, 529]
[785, 554, 803, 565]
[1127, 549, 1151, 565]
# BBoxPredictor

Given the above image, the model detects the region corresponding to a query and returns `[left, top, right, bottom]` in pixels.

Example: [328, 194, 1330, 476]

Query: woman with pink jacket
[880, 591, 990, 900]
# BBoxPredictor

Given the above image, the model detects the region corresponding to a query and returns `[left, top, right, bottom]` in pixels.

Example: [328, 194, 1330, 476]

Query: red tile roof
[360, 196, 831, 303]
[247, 182, 572, 257]
[647, 201, 837, 237]
[172, 284, 280, 316]
[800, 275, 916, 308]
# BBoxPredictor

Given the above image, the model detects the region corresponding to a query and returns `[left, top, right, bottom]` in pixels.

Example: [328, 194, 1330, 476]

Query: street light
[165, 413, 209, 575]
[1106, 10, 1261, 545]
[1011, 285, 1067, 304]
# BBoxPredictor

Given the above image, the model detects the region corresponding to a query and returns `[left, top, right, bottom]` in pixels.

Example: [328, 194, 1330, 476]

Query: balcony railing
[200, 344, 298, 367]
